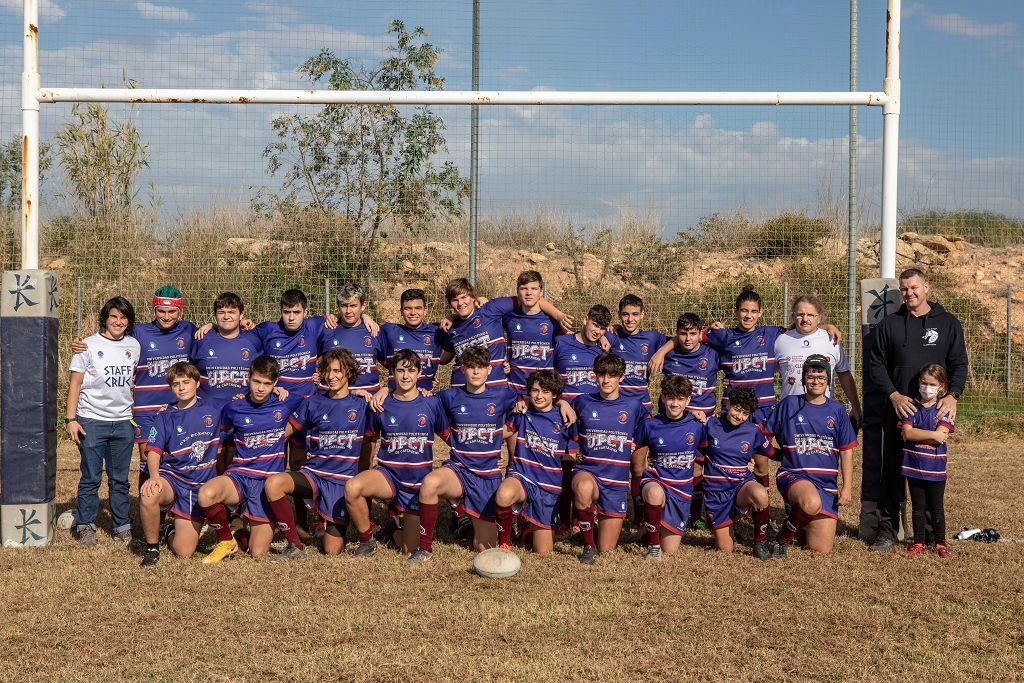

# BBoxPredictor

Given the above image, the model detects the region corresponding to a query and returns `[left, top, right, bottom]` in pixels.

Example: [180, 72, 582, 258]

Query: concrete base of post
[1, 502, 55, 547]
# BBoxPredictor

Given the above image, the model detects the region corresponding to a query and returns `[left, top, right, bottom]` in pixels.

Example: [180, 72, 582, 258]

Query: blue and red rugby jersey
[553, 334, 604, 401]
[190, 329, 263, 405]
[763, 394, 858, 496]
[132, 319, 198, 436]
[662, 343, 721, 415]
[699, 415, 775, 492]
[255, 316, 325, 398]
[636, 412, 706, 502]
[144, 397, 221, 487]
[899, 403, 954, 482]
[221, 393, 302, 478]
[441, 297, 516, 388]
[704, 325, 785, 415]
[607, 328, 668, 409]
[371, 393, 450, 490]
[439, 385, 518, 478]
[506, 407, 579, 494]
[503, 308, 562, 395]
[289, 393, 371, 483]
[571, 392, 649, 492]
[318, 322, 385, 392]
[379, 322, 442, 391]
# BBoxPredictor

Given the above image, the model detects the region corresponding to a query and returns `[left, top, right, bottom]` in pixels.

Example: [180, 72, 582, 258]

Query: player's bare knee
[642, 484, 665, 506]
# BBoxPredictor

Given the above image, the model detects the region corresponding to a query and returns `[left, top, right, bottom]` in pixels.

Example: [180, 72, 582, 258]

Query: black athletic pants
[861, 395, 907, 542]
[907, 478, 946, 546]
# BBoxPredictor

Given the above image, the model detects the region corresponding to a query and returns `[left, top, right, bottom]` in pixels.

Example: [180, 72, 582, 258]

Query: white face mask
[919, 384, 940, 400]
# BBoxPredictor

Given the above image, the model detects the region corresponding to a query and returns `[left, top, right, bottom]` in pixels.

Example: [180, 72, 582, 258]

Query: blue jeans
[74, 416, 134, 534]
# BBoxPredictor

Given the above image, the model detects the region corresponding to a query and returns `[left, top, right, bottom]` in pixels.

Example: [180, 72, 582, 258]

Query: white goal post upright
[20, 0, 902, 277]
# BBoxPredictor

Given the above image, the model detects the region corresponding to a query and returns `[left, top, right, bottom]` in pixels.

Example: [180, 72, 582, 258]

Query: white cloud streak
[0, 0, 65, 21]
[134, 2, 194, 23]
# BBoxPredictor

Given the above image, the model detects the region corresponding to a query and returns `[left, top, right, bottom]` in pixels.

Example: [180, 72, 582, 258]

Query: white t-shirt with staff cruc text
[69, 332, 141, 421]
[775, 328, 850, 399]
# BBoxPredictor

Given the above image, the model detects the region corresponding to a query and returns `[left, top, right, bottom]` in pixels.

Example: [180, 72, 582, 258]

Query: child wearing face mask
[899, 363, 955, 559]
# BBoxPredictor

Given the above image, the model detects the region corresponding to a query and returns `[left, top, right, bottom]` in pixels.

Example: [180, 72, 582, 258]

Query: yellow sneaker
[203, 539, 238, 564]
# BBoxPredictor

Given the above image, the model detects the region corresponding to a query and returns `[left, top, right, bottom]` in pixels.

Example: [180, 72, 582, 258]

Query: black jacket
[867, 300, 969, 399]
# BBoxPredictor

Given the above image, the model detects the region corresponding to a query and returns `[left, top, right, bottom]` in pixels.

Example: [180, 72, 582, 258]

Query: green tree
[0, 136, 52, 212]
[258, 20, 468, 245]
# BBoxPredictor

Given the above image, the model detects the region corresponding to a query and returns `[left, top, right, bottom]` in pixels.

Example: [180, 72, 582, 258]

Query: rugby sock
[357, 523, 377, 543]
[496, 504, 515, 546]
[267, 497, 304, 549]
[775, 507, 816, 545]
[643, 503, 663, 547]
[558, 461, 575, 527]
[234, 528, 250, 553]
[630, 474, 644, 527]
[577, 506, 597, 549]
[294, 501, 310, 534]
[753, 474, 771, 543]
[418, 502, 439, 552]
[202, 503, 233, 542]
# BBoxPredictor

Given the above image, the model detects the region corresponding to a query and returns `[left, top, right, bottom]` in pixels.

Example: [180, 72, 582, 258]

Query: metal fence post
[1008, 286, 1013, 399]
[468, 0, 480, 285]
[848, 0, 858, 368]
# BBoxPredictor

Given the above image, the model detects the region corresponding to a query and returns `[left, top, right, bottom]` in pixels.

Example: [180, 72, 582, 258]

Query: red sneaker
[935, 544, 953, 560]
[905, 543, 927, 557]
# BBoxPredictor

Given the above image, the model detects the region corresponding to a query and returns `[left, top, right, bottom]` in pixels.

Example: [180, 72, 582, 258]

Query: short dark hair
[587, 304, 612, 329]
[726, 387, 758, 416]
[250, 355, 281, 381]
[899, 268, 927, 283]
[618, 294, 644, 312]
[459, 345, 491, 370]
[166, 361, 200, 385]
[593, 352, 626, 378]
[676, 312, 702, 332]
[280, 289, 308, 310]
[98, 296, 136, 335]
[213, 291, 244, 314]
[336, 281, 367, 305]
[517, 270, 543, 288]
[445, 278, 475, 303]
[660, 374, 692, 400]
[318, 348, 361, 387]
[391, 348, 422, 373]
[527, 369, 563, 402]
[735, 284, 761, 310]
[400, 288, 426, 306]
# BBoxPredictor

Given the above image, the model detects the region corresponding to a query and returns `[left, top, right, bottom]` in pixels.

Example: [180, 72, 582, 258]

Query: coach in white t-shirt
[65, 296, 141, 546]
[775, 294, 862, 430]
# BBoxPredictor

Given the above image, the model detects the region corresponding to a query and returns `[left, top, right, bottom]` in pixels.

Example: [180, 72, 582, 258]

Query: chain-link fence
[1, 1, 1021, 415]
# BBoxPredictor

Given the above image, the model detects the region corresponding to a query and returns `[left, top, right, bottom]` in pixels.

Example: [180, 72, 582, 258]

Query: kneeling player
[346, 350, 450, 557]
[197, 356, 301, 562]
[410, 346, 517, 564]
[633, 375, 706, 560]
[495, 369, 578, 555]
[763, 355, 858, 557]
[139, 362, 221, 567]
[263, 349, 371, 560]
[571, 353, 649, 564]
[699, 387, 775, 560]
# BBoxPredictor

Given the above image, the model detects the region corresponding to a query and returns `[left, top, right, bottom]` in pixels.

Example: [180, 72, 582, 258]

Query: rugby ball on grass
[473, 547, 522, 579]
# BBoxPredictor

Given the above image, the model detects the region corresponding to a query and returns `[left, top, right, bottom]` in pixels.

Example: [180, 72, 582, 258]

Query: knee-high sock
[577, 506, 597, 549]
[418, 502, 439, 552]
[643, 503, 663, 546]
[754, 474, 771, 543]
[201, 503, 233, 542]
[631, 474, 644, 526]
[775, 506, 816, 545]
[496, 504, 515, 546]
[267, 496, 303, 549]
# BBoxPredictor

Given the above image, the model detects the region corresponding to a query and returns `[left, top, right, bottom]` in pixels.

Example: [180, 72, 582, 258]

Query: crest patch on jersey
[274, 411, 282, 421]
[417, 415, 428, 427]
[618, 411, 628, 424]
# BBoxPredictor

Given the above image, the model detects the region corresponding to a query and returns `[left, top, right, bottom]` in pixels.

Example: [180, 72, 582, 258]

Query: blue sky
[1, 0, 1021, 230]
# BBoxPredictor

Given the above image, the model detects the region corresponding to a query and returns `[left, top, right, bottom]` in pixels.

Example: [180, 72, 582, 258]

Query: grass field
[1, 437, 1021, 683]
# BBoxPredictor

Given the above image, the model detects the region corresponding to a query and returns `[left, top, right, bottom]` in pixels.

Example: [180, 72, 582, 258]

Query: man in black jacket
[865, 268, 969, 552]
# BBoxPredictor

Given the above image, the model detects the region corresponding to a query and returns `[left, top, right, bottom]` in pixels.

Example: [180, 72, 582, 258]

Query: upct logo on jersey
[298, 337, 305, 346]
[539, 323, 549, 335]
[472, 317, 482, 328]
[699, 358, 708, 369]
[618, 411, 628, 424]
[273, 410, 283, 421]
[923, 328, 939, 346]
[423, 335, 431, 345]
[756, 336, 765, 345]
[641, 344, 649, 354]
[176, 338, 185, 349]
[417, 414, 428, 427]
[826, 417, 836, 429]
[204, 415, 213, 427]
[687, 433, 695, 444]
[486, 403, 497, 416]
[363, 337, 373, 347]
[347, 409, 358, 422]
[740, 441, 750, 452]
[242, 348, 250, 360]
[552, 422, 561, 433]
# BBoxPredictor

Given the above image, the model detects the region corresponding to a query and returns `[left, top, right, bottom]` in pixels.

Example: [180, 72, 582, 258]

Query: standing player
[197, 356, 302, 562]
[651, 313, 721, 418]
[345, 350, 450, 557]
[190, 292, 263, 405]
[763, 355, 858, 557]
[607, 294, 667, 411]
[503, 271, 564, 396]
[138, 362, 221, 566]
[699, 387, 775, 560]
[571, 352, 649, 564]
[262, 349, 371, 560]
[319, 282, 385, 395]
[495, 370, 579, 556]
[253, 289, 330, 400]
[379, 288, 450, 392]
[410, 346, 518, 564]
[633, 375, 706, 560]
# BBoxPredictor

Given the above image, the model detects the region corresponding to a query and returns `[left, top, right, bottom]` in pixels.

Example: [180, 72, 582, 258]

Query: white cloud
[0, 0, 65, 21]
[924, 12, 1014, 38]
[134, 2, 194, 22]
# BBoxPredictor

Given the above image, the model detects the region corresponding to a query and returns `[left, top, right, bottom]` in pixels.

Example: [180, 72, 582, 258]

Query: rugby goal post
[4, 0, 904, 546]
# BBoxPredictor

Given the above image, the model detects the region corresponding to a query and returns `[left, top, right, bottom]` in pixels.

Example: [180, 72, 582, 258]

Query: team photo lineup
[63, 266, 966, 570]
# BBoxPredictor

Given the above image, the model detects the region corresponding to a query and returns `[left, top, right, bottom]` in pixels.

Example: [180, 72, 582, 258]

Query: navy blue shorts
[445, 462, 499, 521]
[301, 469, 350, 524]
[508, 472, 559, 530]
[640, 476, 691, 536]
[227, 472, 272, 523]
[572, 468, 628, 518]
[776, 470, 838, 519]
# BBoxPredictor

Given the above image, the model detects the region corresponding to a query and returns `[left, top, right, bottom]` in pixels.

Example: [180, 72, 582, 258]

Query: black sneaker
[772, 541, 789, 559]
[273, 543, 307, 563]
[140, 547, 160, 568]
[404, 548, 433, 566]
[869, 534, 895, 553]
[76, 527, 98, 547]
[752, 541, 772, 561]
[643, 545, 662, 562]
[352, 538, 378, 558]
[579, 546, 598, 565]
